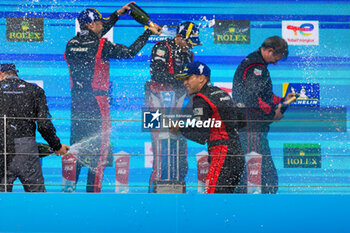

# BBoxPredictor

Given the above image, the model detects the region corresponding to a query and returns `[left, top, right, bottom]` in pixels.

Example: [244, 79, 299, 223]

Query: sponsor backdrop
[0, 0, 349, 194]
[6, 17, 44, 42]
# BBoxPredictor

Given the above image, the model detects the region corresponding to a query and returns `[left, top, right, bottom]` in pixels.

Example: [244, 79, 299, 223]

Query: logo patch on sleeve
[193, 107, 203, 116]
[254, 68, 262, 76]
[156, 49, 165, 56]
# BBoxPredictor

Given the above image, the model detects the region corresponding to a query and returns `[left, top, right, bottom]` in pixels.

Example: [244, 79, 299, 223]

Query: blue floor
[0, 193, 349, 233]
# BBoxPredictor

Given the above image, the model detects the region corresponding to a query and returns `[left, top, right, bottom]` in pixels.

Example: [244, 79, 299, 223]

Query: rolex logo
[228, 24, 235, 33]
[6, 17, 44, 42]
[214, 20, 250, 44]
[21, 21, 29, 31]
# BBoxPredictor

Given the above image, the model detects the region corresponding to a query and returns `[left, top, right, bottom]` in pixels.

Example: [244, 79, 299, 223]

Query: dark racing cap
[78, 8, 108, 26]
[177, 22, 201, 46]
[0, 63, 19, 73]
[176, 61, 210, 80]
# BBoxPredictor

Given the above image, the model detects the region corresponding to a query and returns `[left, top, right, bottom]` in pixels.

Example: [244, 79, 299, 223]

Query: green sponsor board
[214, 20, 250, 44]
[283, 143, 321, 168]
[6, 17, 44, 42]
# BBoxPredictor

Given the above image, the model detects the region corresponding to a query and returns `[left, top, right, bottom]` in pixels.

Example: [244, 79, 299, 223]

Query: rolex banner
[6, 17, 44, 42]
[214, 20, 250, 44]
[283, 144, 321, 168]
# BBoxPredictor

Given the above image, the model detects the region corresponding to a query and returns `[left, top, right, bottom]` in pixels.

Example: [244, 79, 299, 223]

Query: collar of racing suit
[78, 29, 99, 40]
[256, 48, 269, 67]
[168, 38, 180, 52]
[5, 76, 19, 79]
[1, 75, 19, 82]
[189, 81, 210, 99]
[170, 38, 192, 56]
[197, 81, 212, 95]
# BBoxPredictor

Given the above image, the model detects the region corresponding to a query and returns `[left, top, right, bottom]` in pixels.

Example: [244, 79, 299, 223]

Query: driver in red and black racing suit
[64, 6, 160, 192]
[173, 61, 245, 193]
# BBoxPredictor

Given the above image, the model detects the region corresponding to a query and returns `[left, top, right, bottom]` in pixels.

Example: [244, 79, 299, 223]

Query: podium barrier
[0, 193, 348, 233]
[1, 115, 350, 194]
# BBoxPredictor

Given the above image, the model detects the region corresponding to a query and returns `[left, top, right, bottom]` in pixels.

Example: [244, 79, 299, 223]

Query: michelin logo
[143, 110, 162, 129]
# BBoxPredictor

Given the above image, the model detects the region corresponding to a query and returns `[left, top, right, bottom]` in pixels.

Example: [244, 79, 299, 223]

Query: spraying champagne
[127, 3, 155, 27]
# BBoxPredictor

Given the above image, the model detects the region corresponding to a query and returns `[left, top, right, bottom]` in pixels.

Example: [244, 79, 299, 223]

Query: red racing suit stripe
[195, 92, 229, 194]
[92, 38, 109, 91]
[196, 93, 229, 141]
[205, 145, 228, 194]
[92, 39, 111, 192]
[94, 96, 111, 192]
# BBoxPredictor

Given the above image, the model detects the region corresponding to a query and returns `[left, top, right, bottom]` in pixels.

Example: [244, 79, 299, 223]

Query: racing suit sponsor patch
[193, 107, 203, 116]
[254, 68, 262, 76]
[156, 49, 165, 56]
[220, 96, 231, 101]
[70, 47, 88, 52]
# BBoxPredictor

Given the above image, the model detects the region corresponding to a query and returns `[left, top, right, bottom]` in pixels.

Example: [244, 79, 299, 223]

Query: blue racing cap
[78, 8, 108, 26]
[0, 63, 19, 73]
[177, 22, 201, 46]
[176, 61, 210, 80]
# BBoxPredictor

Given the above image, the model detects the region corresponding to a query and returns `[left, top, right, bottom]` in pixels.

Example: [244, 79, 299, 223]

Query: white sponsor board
[28, 80, 44, 89]
[196, 150, 209, 194]
[214, 82, 232, 97]
[114, 151, 130, 193]
[282, 21, 319, 45]
[144, 142, 153, 168]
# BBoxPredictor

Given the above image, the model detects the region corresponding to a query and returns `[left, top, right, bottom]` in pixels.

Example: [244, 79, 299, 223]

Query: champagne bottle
[37, 143, 53, 158]
[280, 93, 300, 113]
[127, 3, 155, 27]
